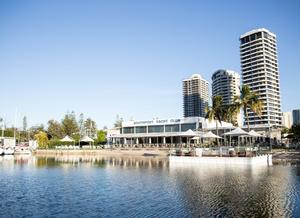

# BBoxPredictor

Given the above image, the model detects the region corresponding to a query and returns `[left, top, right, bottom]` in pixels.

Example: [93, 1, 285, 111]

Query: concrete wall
[169, 155, 272, 166]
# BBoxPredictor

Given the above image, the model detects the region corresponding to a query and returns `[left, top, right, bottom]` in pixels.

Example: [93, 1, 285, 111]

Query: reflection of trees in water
[105, 156, 168, 169]
[33, 155, 169, 169]
[36, 157, 61, 168]
[3, 155, 300, 216]
[169, 165, 294, 217]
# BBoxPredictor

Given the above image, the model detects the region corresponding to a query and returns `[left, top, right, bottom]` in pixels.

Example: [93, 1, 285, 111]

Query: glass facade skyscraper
[292, 109, 300, 125]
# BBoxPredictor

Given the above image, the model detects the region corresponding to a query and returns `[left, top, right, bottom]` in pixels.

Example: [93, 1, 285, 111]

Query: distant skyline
[0, 0, 300, 128]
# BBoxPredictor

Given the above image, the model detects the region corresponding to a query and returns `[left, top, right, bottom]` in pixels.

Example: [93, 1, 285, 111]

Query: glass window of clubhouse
[120, 119, 202, 135]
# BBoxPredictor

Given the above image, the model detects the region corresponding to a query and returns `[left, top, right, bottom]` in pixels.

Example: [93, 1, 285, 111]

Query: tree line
[0, 112, 107, 149]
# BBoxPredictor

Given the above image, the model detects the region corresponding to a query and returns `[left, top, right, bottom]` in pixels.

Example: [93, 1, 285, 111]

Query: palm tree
[234, 85, 263, 131]
[205, 96, 223, 145]
[221, 104, 240, 126]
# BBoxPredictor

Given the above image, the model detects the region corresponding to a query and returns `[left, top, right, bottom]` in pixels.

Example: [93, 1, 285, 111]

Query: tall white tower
[240, 28, 282, 127]
[212, 69, 242, 126]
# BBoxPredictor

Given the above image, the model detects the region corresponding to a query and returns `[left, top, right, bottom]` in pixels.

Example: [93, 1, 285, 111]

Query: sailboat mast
[13, 108, 17, 146]
[1, 118, 4, 138]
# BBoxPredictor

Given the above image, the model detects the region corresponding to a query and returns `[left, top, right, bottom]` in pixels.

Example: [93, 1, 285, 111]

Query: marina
[0, 1, 299, 217]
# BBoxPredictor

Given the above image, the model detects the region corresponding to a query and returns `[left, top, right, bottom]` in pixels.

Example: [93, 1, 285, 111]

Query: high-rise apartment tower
[183, 74, 209, 117]
[212, 69, 242, 126]
[240, 28, 282, 127]
[282, 111, 293, 128]
[292, 109, 300, 125]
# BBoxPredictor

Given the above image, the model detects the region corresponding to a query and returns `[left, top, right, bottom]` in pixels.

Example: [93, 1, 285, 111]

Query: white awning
[60, 135, 74, 142]
[80, 135, 94, 142]
[202, 131, 222, 139]
[224, 127, 249, 136]
[191, 136, 200, 140]
[180, 129, 197, 136]
[248, 130, 263, 137]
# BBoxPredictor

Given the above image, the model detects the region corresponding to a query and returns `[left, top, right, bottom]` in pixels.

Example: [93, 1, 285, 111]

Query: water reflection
[169, 164, 300, 217]
[0, 155, 169, 169]
[0, 155, 299, 217]
[0, 155, 34, 167]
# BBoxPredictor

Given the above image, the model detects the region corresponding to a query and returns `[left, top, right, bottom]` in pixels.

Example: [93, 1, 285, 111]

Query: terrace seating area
[111, 143, 193, 149]
[55, 145, 103, 150]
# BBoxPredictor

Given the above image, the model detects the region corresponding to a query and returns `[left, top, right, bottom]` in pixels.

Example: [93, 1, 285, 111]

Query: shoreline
[272, 151, 300, 164]
[33, 149, 300, 164]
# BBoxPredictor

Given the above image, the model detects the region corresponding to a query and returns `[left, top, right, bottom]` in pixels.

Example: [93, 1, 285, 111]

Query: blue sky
[0, 0, 299, 128]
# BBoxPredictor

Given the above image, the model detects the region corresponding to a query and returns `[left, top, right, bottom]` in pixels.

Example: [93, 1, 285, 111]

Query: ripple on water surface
[0, 155, 300, 217]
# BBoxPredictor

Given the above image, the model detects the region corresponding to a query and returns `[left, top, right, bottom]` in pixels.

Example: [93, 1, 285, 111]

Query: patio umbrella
[248, 130, 262, 137]
[180, 129, 197, 136]
[191, 136, 200, 144]
[80, 135, 94, 147]
[180, 129, 197, 147]
[60, 135, 75, 146]
[224, 127, 249, 148]
[224, 127, 249, 136]
[201, 131, 222, 139]
[80, 135, 94, 142]
[248, 130, 263, 145]
[191, 136, 200, 140]
[200, 131, 222, 148]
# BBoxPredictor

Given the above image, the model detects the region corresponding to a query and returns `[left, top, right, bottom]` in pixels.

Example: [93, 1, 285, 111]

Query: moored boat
[0, 147, 4, 155]
[3, 147, 15, 155]
[14, 148, 31, 155]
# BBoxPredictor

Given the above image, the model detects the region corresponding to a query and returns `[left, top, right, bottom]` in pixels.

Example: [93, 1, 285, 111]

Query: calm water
[0, 155, 300, 218]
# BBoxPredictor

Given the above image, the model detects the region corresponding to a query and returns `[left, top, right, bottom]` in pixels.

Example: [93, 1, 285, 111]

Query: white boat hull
[0, 148, 4, 155]
[14, 150, 31, 155]
[4, 148, 14, 155]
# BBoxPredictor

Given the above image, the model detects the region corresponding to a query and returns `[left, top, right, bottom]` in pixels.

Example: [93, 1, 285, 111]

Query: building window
[181, 123, 196, 132]
[135, 126, 147, 133]
[123, 127, 134, 134]
[257, 32, 262, 39]
[165, 124, 179, 132]
[148, 125, 164, 133]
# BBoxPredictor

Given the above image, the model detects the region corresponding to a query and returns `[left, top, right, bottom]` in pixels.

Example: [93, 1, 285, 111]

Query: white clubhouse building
[107, 117, 234, 147]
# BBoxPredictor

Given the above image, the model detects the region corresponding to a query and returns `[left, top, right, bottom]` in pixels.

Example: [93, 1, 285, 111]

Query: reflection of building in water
[105, 156, 168, 169]
[32, 155, 168, 169]
[0, 155, 37, 168]
[169, 165, 292, 217]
